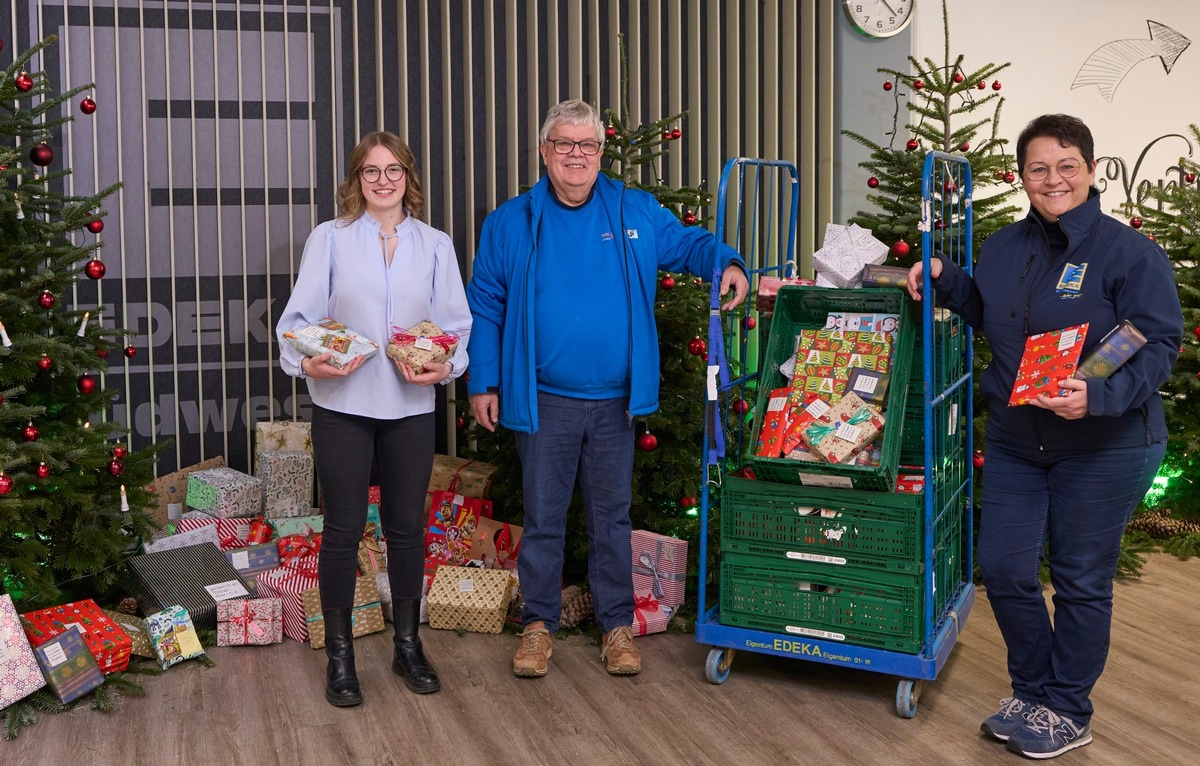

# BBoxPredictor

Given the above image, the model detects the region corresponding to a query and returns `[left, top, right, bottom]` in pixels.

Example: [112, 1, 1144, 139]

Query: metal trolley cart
[695, 153, 976, 717]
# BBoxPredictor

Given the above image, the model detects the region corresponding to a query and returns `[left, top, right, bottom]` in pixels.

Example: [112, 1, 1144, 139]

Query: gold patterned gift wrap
[300, 576, 386, 650]
[426, 566, 514, 634]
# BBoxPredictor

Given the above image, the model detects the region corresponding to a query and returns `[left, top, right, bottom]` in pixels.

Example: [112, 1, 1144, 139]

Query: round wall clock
[843, 0, 915, 38]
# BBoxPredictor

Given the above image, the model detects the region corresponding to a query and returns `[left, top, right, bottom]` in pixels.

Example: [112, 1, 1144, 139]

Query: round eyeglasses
[546, 138, 602, 156]
[1023, 160, 1086, 183]
[359, 164, 407, 183]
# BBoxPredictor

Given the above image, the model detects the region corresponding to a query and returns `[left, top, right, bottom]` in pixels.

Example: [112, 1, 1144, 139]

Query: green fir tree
[0, 35, 160, 610]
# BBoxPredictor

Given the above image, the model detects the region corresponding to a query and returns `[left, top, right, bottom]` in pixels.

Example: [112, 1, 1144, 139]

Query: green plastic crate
[747, 287, 915, 491]
[721, 474, 926, 573]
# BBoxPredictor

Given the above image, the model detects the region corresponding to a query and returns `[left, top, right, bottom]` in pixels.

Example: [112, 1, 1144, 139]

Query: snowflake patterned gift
[253, 420, 313, 476]
[1008, 323, 1088, 406]
[186, 467, 264, 518]
[259, 450, 314, 519]
[0, 593, 46, 708]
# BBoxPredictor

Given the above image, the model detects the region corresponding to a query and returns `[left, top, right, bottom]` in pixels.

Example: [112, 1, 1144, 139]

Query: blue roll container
[695, 153, 976, 717]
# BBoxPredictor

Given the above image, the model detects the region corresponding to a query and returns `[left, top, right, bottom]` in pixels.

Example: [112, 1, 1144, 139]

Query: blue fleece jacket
[466, 173, 745, 433]
[933, 188, 1181, 450]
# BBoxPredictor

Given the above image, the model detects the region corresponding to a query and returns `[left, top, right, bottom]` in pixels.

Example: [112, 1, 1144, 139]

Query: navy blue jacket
[934, 188, 1181, 451]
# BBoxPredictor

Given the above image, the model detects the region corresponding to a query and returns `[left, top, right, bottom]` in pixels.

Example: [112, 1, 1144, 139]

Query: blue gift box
[224, 542, 281, 591]
[34, 625, 105, 703]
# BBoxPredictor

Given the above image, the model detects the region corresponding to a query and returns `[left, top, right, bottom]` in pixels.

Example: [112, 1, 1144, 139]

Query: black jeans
[311, 404, 434, 610]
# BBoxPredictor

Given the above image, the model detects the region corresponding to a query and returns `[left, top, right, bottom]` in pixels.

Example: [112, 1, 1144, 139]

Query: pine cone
[559, 585, 594, 629]
[117, 596, 139, 615]
[1127, 509, 1200, 538]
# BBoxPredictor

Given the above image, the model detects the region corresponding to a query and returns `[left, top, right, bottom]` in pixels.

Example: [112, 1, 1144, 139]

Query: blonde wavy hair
[336, 131, 424, 221]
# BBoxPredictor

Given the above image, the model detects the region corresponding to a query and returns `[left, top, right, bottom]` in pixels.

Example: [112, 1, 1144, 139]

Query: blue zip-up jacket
[933, 188, 1181, 450]
[466, 174, 745, 433]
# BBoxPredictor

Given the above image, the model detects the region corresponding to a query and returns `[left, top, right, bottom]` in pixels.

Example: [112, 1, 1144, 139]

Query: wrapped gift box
[426, 566, 513, 634]
[145, 605, 206, 670]
[1009, 323, 1088, 406]
[254, 420, 313, 476]
[757, 276, 816, 314]
[259, 449, 314, 519]
[358, 529, 387, 577]
[802, 391, 886, 464]
[216, 598, 284, 646]
[631, 530, 688, 609]
[33, 625, 105, 703]
[811, 223, 889, 288]
[224, 542, 281, 584]
[790, 328, 892, 405]
[300, 576, 385, 650]
[20, 599, 132, 674]
[424, 492, 490, 574]
[101, 610, 156, 659]
[468, 517, 522, 571]
[167, 512, 266, 551]
[146, 456, 226, 531]
[754, 388, 796, 458]
[845, 367, 891, 406]
[128, 542, 252, 631]
[1, 593, 46, 708]
[631, 589, 673, 637]
[424, 454, 498, 516]
[282, 317, 379, 369]
[386, 320, 460, 374]
[376, 572, 394, 623]
[143, 522, 220, 554]
[780, 392, 832, 456]
[1076, 320, 1147, 381]
[256, 562, 320, 642]
[268, 513, 324, 539]
[860, 263, 911, 288]
[894, 466, 926, 494]
[186, 467, 263, 519]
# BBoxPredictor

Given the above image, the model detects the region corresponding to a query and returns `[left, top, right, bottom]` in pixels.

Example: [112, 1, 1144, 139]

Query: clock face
[843, 0, 915, 38]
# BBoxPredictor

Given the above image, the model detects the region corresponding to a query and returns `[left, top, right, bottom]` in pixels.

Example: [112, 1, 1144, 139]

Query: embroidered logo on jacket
[1056, 262, 1087, 297]
[626, 229, 639, 239]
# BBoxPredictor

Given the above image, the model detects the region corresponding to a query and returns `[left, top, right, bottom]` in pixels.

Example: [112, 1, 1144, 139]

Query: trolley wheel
[705, 648, 735, 684]
[895, 679, 922, 718]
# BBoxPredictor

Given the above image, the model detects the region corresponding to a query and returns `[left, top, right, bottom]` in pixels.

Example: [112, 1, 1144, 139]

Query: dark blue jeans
[514, 392, 635, 634]
[977, 438, 1165, 726]
[311, 405, 434, 610]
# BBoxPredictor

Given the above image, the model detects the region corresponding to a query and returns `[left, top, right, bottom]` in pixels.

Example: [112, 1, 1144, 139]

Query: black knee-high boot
[392, 600, 440, 693]
[324, 608, 363, 707]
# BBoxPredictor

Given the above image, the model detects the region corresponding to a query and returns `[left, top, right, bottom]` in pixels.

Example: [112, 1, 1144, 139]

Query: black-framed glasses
[1023, 160, 1086, 183]
[546, 138, 602, 156]
[359, 164, 407, 183]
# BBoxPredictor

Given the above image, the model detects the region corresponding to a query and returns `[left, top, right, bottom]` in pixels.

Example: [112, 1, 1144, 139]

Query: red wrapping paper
[19, 599, 132, 674]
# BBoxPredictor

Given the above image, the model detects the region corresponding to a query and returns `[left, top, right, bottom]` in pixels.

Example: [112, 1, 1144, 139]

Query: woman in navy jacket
[908, 114, 1181, 759]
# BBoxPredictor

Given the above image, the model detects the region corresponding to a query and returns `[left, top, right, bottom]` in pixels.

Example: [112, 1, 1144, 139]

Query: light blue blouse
[276, 212, 472, 420]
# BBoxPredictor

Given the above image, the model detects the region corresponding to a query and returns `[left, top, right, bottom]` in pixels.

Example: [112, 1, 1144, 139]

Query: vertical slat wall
[3, 0, 832, 475]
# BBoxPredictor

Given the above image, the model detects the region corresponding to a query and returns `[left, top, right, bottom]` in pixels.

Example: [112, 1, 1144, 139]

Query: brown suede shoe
[513, 621, 552, 677]
[601, 626, 641, 675]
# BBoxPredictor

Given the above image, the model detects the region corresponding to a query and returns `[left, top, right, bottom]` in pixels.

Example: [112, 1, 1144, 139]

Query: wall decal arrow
[1072, 20, 1191, 102]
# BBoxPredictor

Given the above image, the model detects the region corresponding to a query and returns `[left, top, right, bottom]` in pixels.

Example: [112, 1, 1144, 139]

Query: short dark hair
[1016, 114, 1095, 175]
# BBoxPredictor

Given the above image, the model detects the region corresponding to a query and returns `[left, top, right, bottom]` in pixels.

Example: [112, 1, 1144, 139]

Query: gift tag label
[43, 641, 69, 668]
[62, 621, 84, 636]
[231, 550, 250, 570]
[949, 402, 959, 436]
[205, 580, 250, 602]
[787, 551, 847, 566]
[453, 494, 465, 505]
[706, 366, 718, 401]
[833, 422, 862, 443]
[852, 375, 878, 395]
[297, 324, 325, 339]
[415, 337, 434, 351]
[1059, 328, 1079, 351]
[785, 625, 846, 641]
[235, 523, 250, 540]
[457, 578, 476, 593]
[767, 396, 788, 412]
[804, 399, 830, 419]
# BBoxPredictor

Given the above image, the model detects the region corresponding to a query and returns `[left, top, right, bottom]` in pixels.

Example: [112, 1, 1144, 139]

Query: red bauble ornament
[867, 176, 879, 188]
[0, 474, 12, 495]
[637, 432, 658, 452]
[605, 125, 616, 138]
[112, 445, 129, 460]
[991, 81, 1002, 91]
[97, 348, 109, 359]
[976, 80, 986, 90]
[108, 459, 125, 477]
[891, 240, 911, 258]
[913, 79, 925, 90]
[124, 345, 137, 358]
[1193, 325, 1200, 339]
[732, 398, 750, 415]
[87, 218, 104, 234]
[29, 143, 54, 167]
[36, 463, 50, 479]
[1148, 233, 1156, 242]
[662, 131, 671, 141]
[953, 72, 965, 83]
[38, 290, 56, 309]
[80, 97, 97, 115]
[22, 423, 39, 442]
[883, 81, 893, 91]
[972, 451, 985, 470]
[905, 138, 919, 152]
[683, 211, 697, 225]
[78, 374, 98, 394]
[943, 180, 957, 193]
[1129, 216, 1142, 229]
[1004, 171, 1016, 183]
[15, 72, 34, 92]
[960, 141, 970, 152]
[687, 338, 707, 356]
[679, 495, 697, 509]
[934, 219, 947, 231]
[456, 416, 467, 430]
[85, 258, 107, 280]
[660, 275, 676, 290]
[744, 316, 756, 330]
[37, 354, 53, 371]
[1187, 173, 1197, 183]
[0, 392, 4, 405]
[671, 128, 682, 139]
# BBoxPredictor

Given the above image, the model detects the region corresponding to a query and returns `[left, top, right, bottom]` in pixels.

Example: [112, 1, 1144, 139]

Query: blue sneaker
[980, 697, 1036, 741]
[1007, 705, 1093, 759]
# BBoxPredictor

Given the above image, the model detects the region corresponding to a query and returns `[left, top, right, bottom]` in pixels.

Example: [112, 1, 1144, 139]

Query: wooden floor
[8, 554, 1197, 765]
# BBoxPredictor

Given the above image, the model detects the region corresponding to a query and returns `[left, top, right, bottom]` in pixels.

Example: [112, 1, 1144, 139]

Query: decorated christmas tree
[0, 35, 159, 611]
[1118, 127, 1200, 550]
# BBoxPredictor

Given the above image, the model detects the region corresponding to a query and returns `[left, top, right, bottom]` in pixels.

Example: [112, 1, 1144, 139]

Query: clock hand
[880, 0, 900, 14]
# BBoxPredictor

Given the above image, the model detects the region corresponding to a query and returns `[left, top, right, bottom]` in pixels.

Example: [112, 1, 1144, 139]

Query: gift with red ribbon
[424, 489, 491, 579]
[277, 532, 322, 564]
[631, 530, 688, 610]
[386, 320, 460, 374]
[216, 597, 283, 646]
[169, 513, 266, 551]
[630, 589, 672, 636]
[357, 522, 387, 576]
[256, 560, 320, 642]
